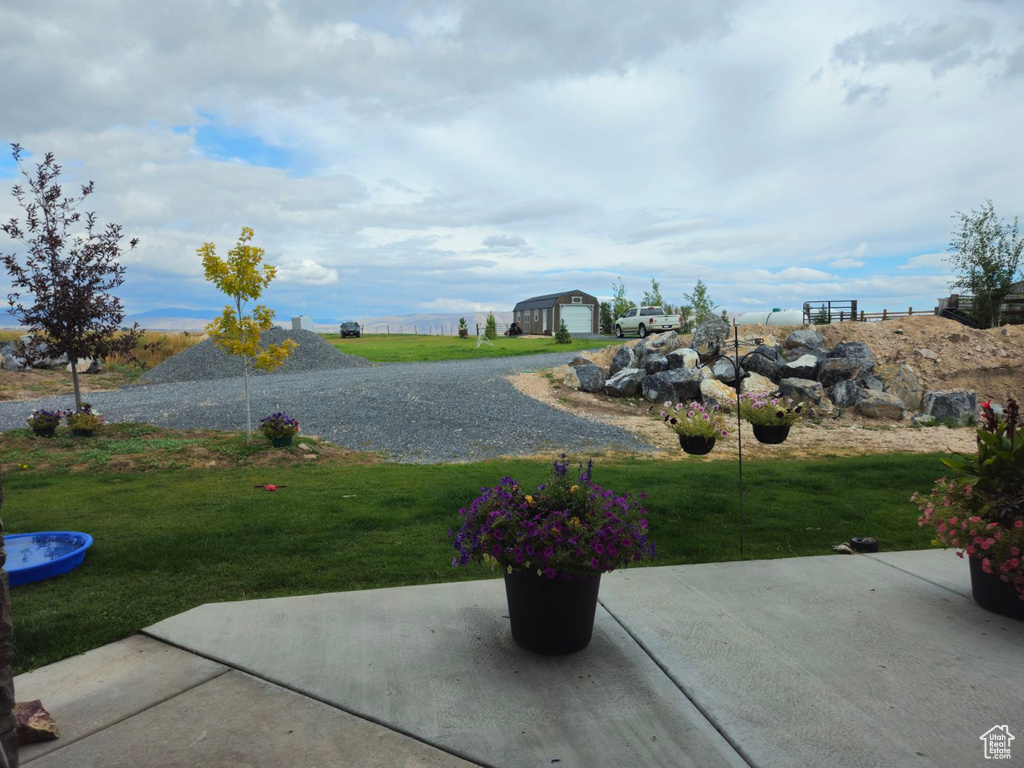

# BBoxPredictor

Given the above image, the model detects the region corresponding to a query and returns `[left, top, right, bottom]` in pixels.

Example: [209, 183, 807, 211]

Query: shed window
[533, 310, 539, 321]
[572, 296, 582, 303]
[516, 312, 521, 322]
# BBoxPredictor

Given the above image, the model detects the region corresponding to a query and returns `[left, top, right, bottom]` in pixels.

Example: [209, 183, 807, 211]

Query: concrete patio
[14, 550, 1024, 767]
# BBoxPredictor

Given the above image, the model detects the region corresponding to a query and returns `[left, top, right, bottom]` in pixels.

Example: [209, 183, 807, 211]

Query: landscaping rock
[744, 346, 781, 382]
[861, 375, 884, 391]
[784, 329, 824, 350]
[640, 368, 703, 403]
[818, 357, 866, 388]
[643, 354, 669, 375]
[877, 363, 924, 412]
[912, 413, 938, 427]
[923, 388, 978, 426]
[67, 358, 103, 374]
[783, 354, 818, 381]
[1, 354, 28, 372]
[779, 377, 824, 405]
[828, 379, 861, 408]
[700, 378, 737, 410]
[605, 368, 645, 398]
[609, 345, 638, 377]
[568, 355, 592, 368]
[830, 341, 876, 370]
[711, 357, 742, 383]
[573, 364, 606, 393]
[917, 348, 939, 361]
[855, 389, 906, 420]
[14, 700, 59, 745]
[690, 316, 730, 360]
[740, 372, 777, 394]
[665, 348, 699, 370]
[646, 331, 681, 355]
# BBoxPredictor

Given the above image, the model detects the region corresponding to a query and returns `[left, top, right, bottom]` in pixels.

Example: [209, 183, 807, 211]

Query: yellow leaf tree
[199, 227, 296, 442]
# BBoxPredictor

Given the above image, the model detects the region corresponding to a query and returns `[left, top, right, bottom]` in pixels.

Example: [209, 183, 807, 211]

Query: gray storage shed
[512, 290, 600, 336]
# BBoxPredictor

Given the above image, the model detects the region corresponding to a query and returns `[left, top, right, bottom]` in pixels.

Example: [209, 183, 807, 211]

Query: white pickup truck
[613, 306, 681, 338]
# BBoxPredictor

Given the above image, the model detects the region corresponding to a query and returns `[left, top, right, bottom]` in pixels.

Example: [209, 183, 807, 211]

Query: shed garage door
[560, 305, 593, 334]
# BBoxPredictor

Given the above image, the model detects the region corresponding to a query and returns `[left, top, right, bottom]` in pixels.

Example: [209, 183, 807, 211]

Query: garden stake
[698, 325, 774, 556]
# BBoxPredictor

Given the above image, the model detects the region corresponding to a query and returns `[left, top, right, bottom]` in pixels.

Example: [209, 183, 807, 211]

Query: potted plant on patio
[26, 409, 64, 437]
[458, 317, 469, 339]
[259, 412, 300, 447]
[913, 398, 1023, 619]
[659, 400, 728, 455]
[66, 404, 103, 437]
[738, 392, 804, 444]
[450, 456, 655, 654]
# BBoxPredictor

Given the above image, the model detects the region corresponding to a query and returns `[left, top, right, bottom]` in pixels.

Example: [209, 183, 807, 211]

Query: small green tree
[611, 278, 632, 319]
[200, 227, 297, 442]
[677, 305, 694, 334]
[684, 279, 719, 324]
[946, 199, 1023, 327]
[554, 318, 572, 344]
[485, 312, 497, 340]
[599, 301, 614, 335]
[458, 317, 468, 337]
[638, 278, 663, 309]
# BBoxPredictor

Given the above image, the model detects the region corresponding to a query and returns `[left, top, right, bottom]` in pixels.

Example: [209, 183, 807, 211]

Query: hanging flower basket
[752, 424, 790, 444]
[679, 434, 716, 455]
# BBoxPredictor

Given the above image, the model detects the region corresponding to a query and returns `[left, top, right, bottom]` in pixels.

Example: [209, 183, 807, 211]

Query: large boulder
[690, 316, 730, 360]
[855, 389, 906, 420]
[643, 354, 670, 375]
[829, 341, 875, 378]
[828, 379, 861, 408]
[779, 377, 825, 405]
[666, 348, 699, 370]
[570, 364, 606, 393]
[876, 363, 924, 412]
[740, 371, 777, 394]
[609, 345, 638, 376]
[568, 354, 593, 368]
[784, 329, 825, 350]
[923, 389, 978, 426]
[700, 378, 737, 410]
[818, 357, 866, 388]
[1, 354, 28, 371]
[641, 368, 703, 403]
[782, 354, 819, 381]
[605, 368, 645, 398]
[711, 357, 743, 383]
[67, 358, 103, 375]
[645, 331, 682, 355]
[744, 346, 781, 382]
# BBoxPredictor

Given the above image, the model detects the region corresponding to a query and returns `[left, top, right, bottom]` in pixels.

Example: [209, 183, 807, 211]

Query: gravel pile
[142, 328, 371, 384]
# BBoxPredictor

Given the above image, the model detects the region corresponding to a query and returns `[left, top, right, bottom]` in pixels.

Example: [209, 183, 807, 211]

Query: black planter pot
[752, 424, 790, 445]
[503, 571, 601, 654]
[679, 434, 715, 455]
[969, 556, 1024, 620]
[71, 428, 95, 437]
[31, 427, 56, 438]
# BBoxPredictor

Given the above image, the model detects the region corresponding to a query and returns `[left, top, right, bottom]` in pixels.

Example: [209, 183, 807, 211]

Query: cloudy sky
[2, 0, 1023, 323]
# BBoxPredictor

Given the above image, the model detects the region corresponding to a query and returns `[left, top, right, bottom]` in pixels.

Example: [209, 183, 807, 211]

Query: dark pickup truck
[339, 322, 361, 338]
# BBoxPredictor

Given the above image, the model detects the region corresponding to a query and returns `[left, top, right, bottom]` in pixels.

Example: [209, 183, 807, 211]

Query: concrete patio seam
[20, 660, 231, 766]
[138, 629, 497, 768]
[596, 596, 758, 768]
[862, 552, 971, 599]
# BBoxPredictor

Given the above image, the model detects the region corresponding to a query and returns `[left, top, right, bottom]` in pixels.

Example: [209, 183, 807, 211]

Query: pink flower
[1015, 520, 1024, 529]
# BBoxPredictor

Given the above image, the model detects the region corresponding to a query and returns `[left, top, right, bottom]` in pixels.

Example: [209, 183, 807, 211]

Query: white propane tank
[734, 309, 805, 326]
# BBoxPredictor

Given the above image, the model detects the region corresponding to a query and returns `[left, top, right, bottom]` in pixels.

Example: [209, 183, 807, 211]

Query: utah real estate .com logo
[980, 725, 1014, 760]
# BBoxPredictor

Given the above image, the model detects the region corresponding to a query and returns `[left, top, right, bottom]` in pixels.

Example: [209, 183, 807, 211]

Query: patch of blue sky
[177, 117, 292, 171]
[0, 148, 21, 179]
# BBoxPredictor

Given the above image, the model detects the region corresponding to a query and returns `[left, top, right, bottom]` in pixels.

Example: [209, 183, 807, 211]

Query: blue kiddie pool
[3, 532, 94, 587]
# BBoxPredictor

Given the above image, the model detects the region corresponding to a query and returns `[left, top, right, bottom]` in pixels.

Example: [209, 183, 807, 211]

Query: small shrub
[484, 312, 497, 341]
[554, 318, 572, 344]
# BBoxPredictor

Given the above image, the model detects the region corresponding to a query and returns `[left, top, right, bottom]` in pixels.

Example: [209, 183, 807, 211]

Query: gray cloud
[843, 82, 891, 107]
[482, 234, 527, 249]
[833, 19, 994, 76]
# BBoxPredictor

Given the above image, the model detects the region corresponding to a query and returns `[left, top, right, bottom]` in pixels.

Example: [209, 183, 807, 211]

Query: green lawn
[3, 453, 945, 673]
[323, 333, 624, 363]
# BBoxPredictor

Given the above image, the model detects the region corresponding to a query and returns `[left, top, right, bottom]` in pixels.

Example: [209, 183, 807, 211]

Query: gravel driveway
[0, 352, 651, 463]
